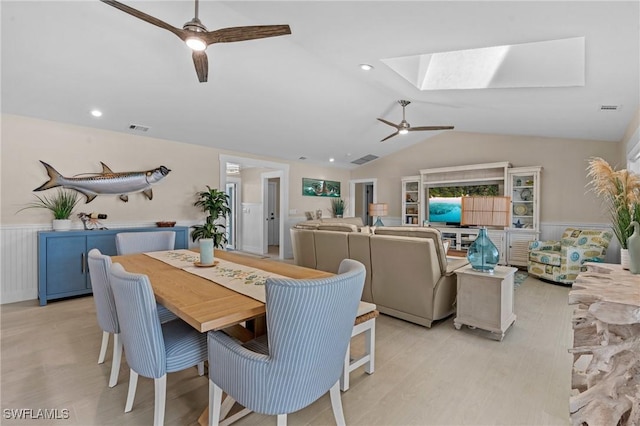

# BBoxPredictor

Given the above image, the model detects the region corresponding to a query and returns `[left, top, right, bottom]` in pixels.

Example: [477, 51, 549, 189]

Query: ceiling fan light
[186, 37, 207, 51]
[399, 129, 409, 135]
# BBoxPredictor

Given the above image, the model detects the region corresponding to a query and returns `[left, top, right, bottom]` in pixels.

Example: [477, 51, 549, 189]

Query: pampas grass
[587, 157, 640, 248]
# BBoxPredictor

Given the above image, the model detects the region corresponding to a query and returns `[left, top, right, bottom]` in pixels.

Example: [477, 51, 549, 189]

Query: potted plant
[19, 189, 80, 231]
[191, 186, 231, 264]
[330, 197, 346, 218]
[586, 157, 640, 268]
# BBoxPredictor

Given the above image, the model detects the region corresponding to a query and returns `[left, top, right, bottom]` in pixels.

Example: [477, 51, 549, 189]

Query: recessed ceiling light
[359, 64, 373, 71]
[90, 109, 103, 117]
[329, 158, 335, 162]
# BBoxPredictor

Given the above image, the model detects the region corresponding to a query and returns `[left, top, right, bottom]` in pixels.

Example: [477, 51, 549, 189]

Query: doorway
[349, 178, 377, 222]
[219, 155, 290, 259]
[267, 178, 280, 256]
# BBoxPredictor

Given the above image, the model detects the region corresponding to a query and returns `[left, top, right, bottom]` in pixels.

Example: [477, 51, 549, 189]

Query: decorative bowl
[156, 221, 176, 228]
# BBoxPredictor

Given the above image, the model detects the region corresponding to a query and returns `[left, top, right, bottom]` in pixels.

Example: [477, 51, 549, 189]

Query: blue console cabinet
[37, 226, 189, 305]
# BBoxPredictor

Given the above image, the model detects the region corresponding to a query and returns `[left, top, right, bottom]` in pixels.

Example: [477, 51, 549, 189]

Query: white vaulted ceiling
[1, 1, 639, 168]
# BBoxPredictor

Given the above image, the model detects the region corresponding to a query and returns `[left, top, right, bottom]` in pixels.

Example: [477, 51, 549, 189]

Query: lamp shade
[461, 196, 510, 227]
[369, 203, 388, 217]
[369, 203, 388, 226]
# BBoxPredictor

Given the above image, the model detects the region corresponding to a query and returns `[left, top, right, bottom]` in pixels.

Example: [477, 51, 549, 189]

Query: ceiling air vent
[128, 123, 150, 132]
[351, 154, 379, 165]
[600, 105, 621, 111]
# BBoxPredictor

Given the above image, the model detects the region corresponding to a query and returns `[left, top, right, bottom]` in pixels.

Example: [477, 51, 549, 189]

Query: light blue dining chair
[87, 249, 178, 388]
[207, 259, 366, 426]
[115, 231, 176, 255]
[109, 263, 208, 426]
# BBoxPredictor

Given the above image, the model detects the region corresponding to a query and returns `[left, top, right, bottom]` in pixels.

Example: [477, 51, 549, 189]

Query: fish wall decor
[34, 161, 171, 203]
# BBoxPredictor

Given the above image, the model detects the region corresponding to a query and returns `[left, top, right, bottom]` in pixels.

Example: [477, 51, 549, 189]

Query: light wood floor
[0, 275, 573, 425]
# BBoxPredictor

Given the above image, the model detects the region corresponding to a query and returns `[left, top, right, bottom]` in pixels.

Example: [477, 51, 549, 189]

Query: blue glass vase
[467, 228, 499, 272]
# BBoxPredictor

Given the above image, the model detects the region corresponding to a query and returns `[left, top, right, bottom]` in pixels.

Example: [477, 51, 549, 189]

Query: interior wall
[287, 164, 351, 220]
[350, 131, 621, 224]
[1, 114, 218, 226]
[1, 114, 350, 227]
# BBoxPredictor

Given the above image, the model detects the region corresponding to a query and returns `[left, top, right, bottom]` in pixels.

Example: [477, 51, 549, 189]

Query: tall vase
[199, 238, 215, 266]
[627, 221, 640, 274]
[467, 227, 500, 273]
[621, 248, 630, 270]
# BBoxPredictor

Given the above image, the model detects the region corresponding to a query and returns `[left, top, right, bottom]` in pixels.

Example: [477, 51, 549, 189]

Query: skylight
[382, 37, 585, 90]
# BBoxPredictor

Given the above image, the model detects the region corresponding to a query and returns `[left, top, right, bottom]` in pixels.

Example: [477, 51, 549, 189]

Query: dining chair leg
[340, 342, 351, 391]
[108, 333, 123, 388]
[329, 381, 346, 426]
[125, 369, 139, 413]
[197, 361, 205, 376]
[277, 414, 287, 426]
[153, 375, 167, 426]
[208, 380, 223, 426]
[98, 331, 109, 364]
[365, 321, 375, 375]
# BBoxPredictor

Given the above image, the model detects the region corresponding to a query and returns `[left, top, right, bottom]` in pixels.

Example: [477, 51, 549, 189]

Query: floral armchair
[527, 228, 613, 285]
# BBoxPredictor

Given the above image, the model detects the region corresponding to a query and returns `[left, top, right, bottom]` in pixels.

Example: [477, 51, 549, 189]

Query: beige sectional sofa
[290, 219, 469, 327]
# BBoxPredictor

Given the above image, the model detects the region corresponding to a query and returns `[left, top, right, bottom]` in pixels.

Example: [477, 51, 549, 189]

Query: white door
[268, 181, 280, 245]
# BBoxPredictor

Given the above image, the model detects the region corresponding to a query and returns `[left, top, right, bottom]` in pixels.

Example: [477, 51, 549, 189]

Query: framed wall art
[302, 178, 341, 197]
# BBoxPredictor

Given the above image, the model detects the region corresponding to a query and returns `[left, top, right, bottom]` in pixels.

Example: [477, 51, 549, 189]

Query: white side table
[454, 265, 518, 341]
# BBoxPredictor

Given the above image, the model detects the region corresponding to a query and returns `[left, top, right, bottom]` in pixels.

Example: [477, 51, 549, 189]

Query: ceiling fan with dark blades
[100, 0, 291, 83]
[377, 100, 454, 142]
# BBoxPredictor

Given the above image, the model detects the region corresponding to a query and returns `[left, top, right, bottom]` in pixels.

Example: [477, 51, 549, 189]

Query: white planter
[620, 248, 630, 270]
[52, 219, 72, 231]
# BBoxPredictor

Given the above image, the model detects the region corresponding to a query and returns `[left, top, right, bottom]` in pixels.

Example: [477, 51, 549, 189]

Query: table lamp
[461, 196, 510, 273]
[369, 203, 388, 226]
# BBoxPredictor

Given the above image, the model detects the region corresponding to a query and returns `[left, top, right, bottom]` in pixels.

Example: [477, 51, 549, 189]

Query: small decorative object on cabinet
[18, 188, 80, 231]
[454, 265, 518, 341]
[38, 227, 189, 305]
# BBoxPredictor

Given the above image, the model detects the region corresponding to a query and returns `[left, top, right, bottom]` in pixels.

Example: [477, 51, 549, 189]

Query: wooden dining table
[111, 248, 332, 425]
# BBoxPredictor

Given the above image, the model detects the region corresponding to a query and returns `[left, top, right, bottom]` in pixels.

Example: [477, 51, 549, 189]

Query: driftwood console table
[568, 263, 640, 425]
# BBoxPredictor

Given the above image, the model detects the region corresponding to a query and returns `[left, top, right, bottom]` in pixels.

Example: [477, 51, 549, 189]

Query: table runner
[144, 250, 288, 303]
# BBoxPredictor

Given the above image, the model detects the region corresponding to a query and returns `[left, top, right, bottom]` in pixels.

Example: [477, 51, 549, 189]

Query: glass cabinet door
[402, 177, 421, 226]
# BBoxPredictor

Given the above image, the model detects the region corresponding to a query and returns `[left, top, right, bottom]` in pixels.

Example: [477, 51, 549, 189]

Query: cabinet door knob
[81, 252, 86, 274]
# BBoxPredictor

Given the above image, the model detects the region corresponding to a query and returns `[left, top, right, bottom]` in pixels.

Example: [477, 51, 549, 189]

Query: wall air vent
[128, 123, 150, 132]
[600, 105, 621, 111]
[351, 154, 379, 165]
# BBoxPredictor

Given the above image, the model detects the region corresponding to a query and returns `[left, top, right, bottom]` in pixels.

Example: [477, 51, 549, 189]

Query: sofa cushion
[373, 227, 447, 274]
[529, 249, 562, 267]
[320, 217, 365, 227]
[293, 222, 320, 230]
[561, 228, 613, 248]
[317, 223, 359, 232]
[314, 230, 351, 273]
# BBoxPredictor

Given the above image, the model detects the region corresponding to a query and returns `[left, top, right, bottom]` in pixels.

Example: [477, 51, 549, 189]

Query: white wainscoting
[240, 203, 263, 255]
[1, 224, 49, 304]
